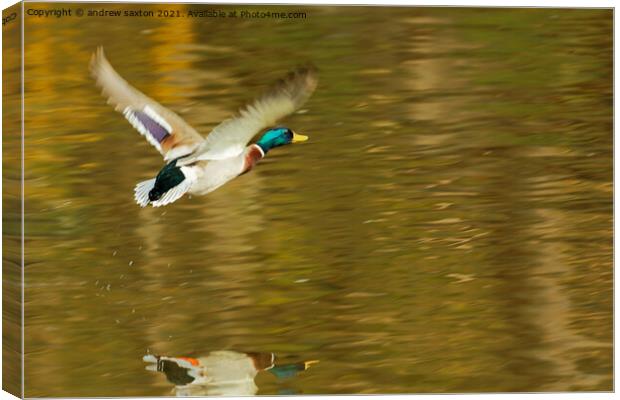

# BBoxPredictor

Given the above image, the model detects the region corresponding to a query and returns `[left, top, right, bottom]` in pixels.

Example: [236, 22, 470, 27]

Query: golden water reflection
[15, 4, 612, 396]
[143, 350, 317, 395]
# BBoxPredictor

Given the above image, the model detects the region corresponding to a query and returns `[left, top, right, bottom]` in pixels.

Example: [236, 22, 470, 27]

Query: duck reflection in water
[143, 351, 318, 396]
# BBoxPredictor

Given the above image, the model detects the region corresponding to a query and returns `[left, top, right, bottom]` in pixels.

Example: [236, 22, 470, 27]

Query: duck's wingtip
[89, 46, 106, 79]
[95, 46, 105, 59]
[299, 62, 319, 76]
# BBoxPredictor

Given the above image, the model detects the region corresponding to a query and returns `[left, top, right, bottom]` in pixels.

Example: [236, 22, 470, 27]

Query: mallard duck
[143, 351, 318, 396]
[90, 48, 318, 207]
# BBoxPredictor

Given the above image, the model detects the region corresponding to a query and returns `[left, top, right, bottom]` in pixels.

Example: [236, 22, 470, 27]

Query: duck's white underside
[143, 351, 260, 396]
[134, 148, 252, 207]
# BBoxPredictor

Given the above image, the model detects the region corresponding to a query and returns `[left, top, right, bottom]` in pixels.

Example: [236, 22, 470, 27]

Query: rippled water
[5, 4, 612, 396]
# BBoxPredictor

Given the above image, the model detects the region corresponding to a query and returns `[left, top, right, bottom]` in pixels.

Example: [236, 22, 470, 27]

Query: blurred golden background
[5, 3, 613, 396]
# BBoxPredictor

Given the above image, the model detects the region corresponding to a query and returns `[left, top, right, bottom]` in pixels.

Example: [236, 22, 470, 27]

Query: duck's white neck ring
[254, 144, 265, 157]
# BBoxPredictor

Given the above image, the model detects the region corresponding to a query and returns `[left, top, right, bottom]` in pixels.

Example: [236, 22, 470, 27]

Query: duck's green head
[256, 127, 308, 154]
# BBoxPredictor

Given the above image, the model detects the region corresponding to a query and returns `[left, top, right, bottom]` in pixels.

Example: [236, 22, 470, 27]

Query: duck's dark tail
[133, 162, 196, 208]
[143, 355, 199, 386]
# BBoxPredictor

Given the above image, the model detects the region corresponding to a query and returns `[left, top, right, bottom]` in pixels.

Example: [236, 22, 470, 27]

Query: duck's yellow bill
[304, 360, 320, 369]
[292, 131, 309, 143]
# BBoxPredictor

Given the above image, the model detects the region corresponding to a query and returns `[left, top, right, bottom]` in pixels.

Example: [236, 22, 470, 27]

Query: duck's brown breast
[241, 145, 265, 175]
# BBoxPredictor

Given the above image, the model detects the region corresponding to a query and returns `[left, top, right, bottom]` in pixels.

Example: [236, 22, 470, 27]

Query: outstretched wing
[90, 47, 204, 161]
[187, 66, 318, 162]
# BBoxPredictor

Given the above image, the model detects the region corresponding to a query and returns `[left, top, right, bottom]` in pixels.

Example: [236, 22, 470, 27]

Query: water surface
[12, 4, 613, 396]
